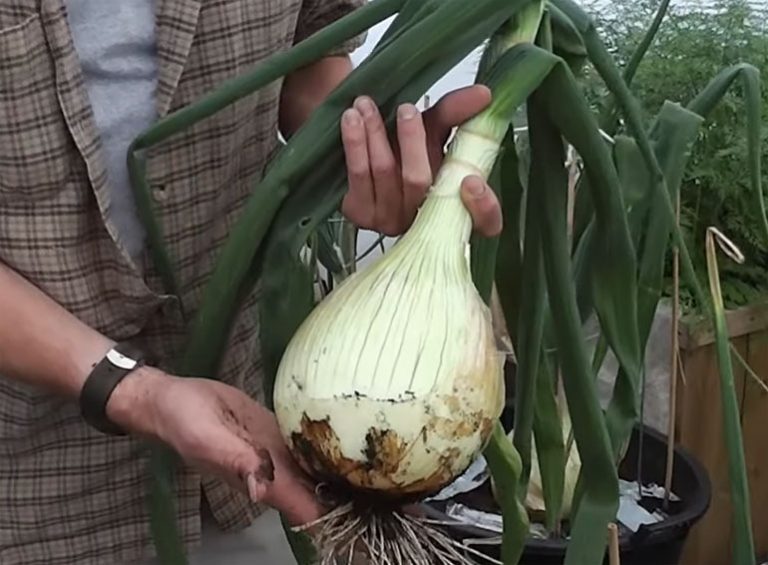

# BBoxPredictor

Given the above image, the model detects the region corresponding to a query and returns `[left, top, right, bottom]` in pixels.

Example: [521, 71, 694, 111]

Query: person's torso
[0, 0, 303, 340]
[0, 1, 305, 563]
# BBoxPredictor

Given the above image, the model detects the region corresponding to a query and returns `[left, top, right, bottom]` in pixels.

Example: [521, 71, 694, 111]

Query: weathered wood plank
[680, 301, 768, 350]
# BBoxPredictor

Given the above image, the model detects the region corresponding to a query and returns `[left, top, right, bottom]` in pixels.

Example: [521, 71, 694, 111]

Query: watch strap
[79, 342, 146, 436]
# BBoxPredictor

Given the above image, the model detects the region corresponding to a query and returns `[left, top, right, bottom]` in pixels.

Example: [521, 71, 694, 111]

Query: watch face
[106, 349, 138, 370]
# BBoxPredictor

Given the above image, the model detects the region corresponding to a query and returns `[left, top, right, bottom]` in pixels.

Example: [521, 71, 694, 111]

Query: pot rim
[420, 424, 712, 554]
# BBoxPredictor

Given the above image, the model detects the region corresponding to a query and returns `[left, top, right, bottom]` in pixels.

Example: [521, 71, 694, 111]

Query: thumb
[460, 175, 503, 237]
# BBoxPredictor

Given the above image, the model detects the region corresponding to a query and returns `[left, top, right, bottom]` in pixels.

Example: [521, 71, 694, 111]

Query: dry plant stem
[295, 504, 504, 565]
[565, 145, 581, 244]
[607, 523, 620, 565]
[663, 192, 682, 508]
[676, 348, 687, 387]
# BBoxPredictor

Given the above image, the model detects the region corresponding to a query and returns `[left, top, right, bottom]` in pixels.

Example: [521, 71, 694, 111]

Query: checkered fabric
[0, 1, 364, 563]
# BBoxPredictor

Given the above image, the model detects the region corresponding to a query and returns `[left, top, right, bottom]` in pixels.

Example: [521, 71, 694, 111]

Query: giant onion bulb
[274, 116, 507, 498]
[274, 125, 508, 565]
[273, 7, 544, 563]
[273, 129, 506, 564]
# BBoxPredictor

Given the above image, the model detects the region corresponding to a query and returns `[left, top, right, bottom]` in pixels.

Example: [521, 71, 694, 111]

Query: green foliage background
[583, 0, 768, 312]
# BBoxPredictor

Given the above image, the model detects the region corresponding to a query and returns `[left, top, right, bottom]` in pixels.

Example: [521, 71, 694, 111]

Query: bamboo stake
[676, 347, 688, 387]
[663, 192, 682, 508]
[607, 523, 621, 565]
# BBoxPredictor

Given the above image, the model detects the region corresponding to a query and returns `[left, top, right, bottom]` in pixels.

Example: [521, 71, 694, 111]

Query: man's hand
[106, 368, 321, 526]
[340, 85, 503, 238]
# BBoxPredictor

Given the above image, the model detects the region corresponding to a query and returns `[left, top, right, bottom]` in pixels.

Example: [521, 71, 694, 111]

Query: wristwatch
[79, 342, 147, 436]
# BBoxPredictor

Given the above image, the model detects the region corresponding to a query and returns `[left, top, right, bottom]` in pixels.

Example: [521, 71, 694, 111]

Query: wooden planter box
[675, 302, 768, 565]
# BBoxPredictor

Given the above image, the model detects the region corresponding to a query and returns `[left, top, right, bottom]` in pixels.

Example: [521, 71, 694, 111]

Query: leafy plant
[585, 0, 768, 313]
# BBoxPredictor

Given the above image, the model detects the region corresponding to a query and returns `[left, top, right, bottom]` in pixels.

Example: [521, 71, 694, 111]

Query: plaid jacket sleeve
[294, 0, 368, 55]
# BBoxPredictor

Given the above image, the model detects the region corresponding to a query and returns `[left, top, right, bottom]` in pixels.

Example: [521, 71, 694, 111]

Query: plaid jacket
[0, 1, 363, 563]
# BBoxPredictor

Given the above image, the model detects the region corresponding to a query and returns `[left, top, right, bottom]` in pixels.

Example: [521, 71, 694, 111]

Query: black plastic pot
[424, 424, 711, 565]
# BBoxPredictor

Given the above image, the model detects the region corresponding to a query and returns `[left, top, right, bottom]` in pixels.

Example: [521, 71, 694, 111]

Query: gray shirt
[65, 1, 158, 260]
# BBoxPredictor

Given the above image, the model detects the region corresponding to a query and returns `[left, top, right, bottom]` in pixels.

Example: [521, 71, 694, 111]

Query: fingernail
[354, 96, 376, 117]
[343, 109, 361, 126]
[247, 473, 266, 503]
[397, 104, 417, 120]
[466, 177, 486, 198]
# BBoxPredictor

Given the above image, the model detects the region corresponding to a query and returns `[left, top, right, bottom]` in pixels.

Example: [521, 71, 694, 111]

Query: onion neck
[408, 113, 509, 249]
[390, 1, 544, 255]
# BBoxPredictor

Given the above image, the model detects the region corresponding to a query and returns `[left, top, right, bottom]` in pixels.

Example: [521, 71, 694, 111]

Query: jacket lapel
[154, 0, 202, 117]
